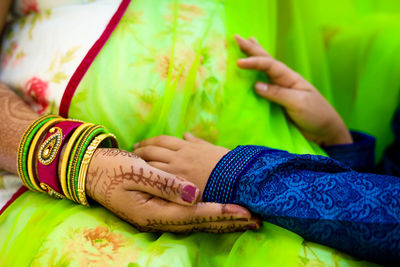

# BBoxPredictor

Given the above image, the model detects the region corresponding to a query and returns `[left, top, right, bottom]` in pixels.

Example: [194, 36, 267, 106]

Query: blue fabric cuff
[203, 145, 269, 203]
[322, 131, 376, 172]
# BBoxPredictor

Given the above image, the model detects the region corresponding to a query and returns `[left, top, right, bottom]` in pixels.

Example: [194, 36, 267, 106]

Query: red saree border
[0, 0, 131, 216]
[0, 186, 27, 216]
[59, 0, 131, 117]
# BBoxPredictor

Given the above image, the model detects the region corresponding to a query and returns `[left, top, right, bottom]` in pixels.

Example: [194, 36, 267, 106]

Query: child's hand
[235, 35, 352, 146]
[133, 133, 230, 200]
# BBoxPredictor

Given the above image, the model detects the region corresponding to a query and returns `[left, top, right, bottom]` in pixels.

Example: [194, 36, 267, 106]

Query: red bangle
[37, 120, 83, 198]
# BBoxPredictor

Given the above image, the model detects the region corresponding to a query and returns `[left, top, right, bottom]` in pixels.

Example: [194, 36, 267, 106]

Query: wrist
[203, 146, 268, 203]
[324, 123, 353, 146]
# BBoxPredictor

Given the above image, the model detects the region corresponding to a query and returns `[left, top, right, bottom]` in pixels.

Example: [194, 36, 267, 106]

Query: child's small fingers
[255, 82, 303, 109]
[134, 146, 175, 163]
[238, 57, 307, 89]
[135, 135, 186, 151]
[183, 132, 209, 144]
[234, 34, 269, 57]
[249, 36, 265, 50]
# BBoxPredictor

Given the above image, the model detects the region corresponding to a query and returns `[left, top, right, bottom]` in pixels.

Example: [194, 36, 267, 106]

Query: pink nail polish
[181, 185, 197, 203]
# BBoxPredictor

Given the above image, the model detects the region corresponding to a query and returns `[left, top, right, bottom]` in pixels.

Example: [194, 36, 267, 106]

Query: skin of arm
[0, 0, 13, 34]
[0, 84, 39, 173]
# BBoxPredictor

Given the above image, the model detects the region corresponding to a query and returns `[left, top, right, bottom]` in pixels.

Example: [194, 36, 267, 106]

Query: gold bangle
[77, 133, 118, 206]
[68, 124, 104, 203]
[27, 118, 64, 192]
[17, 115, 60, 191]
[59, 123, 93, 200]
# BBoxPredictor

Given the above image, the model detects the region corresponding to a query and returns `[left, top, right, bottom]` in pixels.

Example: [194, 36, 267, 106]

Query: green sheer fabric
[2, 0, 400, 266]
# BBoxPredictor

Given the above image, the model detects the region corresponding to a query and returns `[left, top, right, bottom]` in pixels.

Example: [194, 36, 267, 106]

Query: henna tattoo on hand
[86, 148, 249, 233]
[94, 148, 139, 159]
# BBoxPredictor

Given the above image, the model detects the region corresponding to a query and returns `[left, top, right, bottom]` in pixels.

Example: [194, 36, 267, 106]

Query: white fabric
[1, 0, 121, 114]
[0, 172, 22, 209]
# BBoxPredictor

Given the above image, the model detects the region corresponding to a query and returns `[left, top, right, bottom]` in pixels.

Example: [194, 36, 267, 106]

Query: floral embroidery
[24, 77, 49, 114]
[155, 45, 207, 87]
[21, 0, 39, 15]
[1, 42, 18, 68]
[63, 226, 133, 266]
[164, 3, 205, 22]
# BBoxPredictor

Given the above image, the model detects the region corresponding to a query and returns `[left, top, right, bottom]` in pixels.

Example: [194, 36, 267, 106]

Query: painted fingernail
[255, 83, 268, 92]
[181, 185, 198, 203]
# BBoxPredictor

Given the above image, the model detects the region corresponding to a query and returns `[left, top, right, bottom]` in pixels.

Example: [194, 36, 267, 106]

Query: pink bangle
[37, 120, 83, 198]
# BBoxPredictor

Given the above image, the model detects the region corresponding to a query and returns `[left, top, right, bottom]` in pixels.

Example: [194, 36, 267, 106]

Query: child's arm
[235, 35, 352, 146]
[134, 134, 400, 265]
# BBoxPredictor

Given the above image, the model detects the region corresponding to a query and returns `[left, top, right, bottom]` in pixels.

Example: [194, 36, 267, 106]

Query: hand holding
[133, 133, 230, 199]
[86, 148, 260, 233]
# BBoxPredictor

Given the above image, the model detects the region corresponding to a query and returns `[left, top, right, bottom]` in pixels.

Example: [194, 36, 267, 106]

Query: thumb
[254, 82, 302, 109]
[183, 132, 210, 144]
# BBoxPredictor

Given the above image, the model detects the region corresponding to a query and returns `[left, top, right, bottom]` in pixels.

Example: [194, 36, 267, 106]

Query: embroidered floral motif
[21, 0, 39, 15]
[164, 3, 205, 22]
[155, 45, 207, 87]
[64, 226, 129, 266]
[1, 42, 18, 68]
[25, 77, 49, 114]
[212, 146, 400, 263]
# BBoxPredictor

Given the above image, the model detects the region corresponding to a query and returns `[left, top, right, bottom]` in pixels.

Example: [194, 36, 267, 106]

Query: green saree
[2, 0, 400, 266]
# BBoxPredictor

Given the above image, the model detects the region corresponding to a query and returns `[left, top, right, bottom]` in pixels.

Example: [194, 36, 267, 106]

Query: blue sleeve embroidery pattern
[204, 146, 400, 265]
[322, 131, 376, 172]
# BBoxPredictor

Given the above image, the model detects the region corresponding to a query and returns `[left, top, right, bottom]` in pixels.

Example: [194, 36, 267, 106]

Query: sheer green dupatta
[1, 0, 396, 266]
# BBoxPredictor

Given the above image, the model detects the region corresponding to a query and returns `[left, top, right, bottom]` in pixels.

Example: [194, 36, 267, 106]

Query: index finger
[234, 34, 270, 57]
[237, 56, 309, 89]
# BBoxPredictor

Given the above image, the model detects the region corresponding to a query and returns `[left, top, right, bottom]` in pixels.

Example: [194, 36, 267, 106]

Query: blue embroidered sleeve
[203, 146, 400, 265]
[380, 108, 400, 176]
[322, 131, 376, 172]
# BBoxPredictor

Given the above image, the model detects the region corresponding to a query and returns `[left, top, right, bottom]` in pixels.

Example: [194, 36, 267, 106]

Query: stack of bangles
[17, 115, 118, 206]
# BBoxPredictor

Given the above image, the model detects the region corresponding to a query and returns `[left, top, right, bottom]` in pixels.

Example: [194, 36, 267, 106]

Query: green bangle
[68, 125, 105, 203]
[73, 127, 107, 203]
[66, 125, 97, 202]
[17, 115, 60, 191]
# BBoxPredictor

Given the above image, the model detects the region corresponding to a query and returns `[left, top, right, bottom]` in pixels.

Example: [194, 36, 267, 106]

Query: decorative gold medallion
[40, 183, 65, 199]
[38, 127, 63, 165]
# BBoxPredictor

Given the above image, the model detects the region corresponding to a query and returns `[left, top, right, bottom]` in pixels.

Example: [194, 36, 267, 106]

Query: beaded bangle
[17, 115, 60, 191]
[67, 125, 105, 203]
[77, 133, 118, 206]
[59, 123, 93, 200]
[27, 118, 64, 193]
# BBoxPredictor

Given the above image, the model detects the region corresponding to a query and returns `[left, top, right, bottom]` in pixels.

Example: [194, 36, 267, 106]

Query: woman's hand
[133, 133, 229, 199]
[235, 35, 352, 146]
[86, 148, 260, 233]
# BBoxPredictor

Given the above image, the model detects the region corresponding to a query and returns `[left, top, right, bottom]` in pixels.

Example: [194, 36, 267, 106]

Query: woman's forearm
[0, 0, 13, 33]
[0, 84, 39, 173]
[203, 146, 400, 265]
